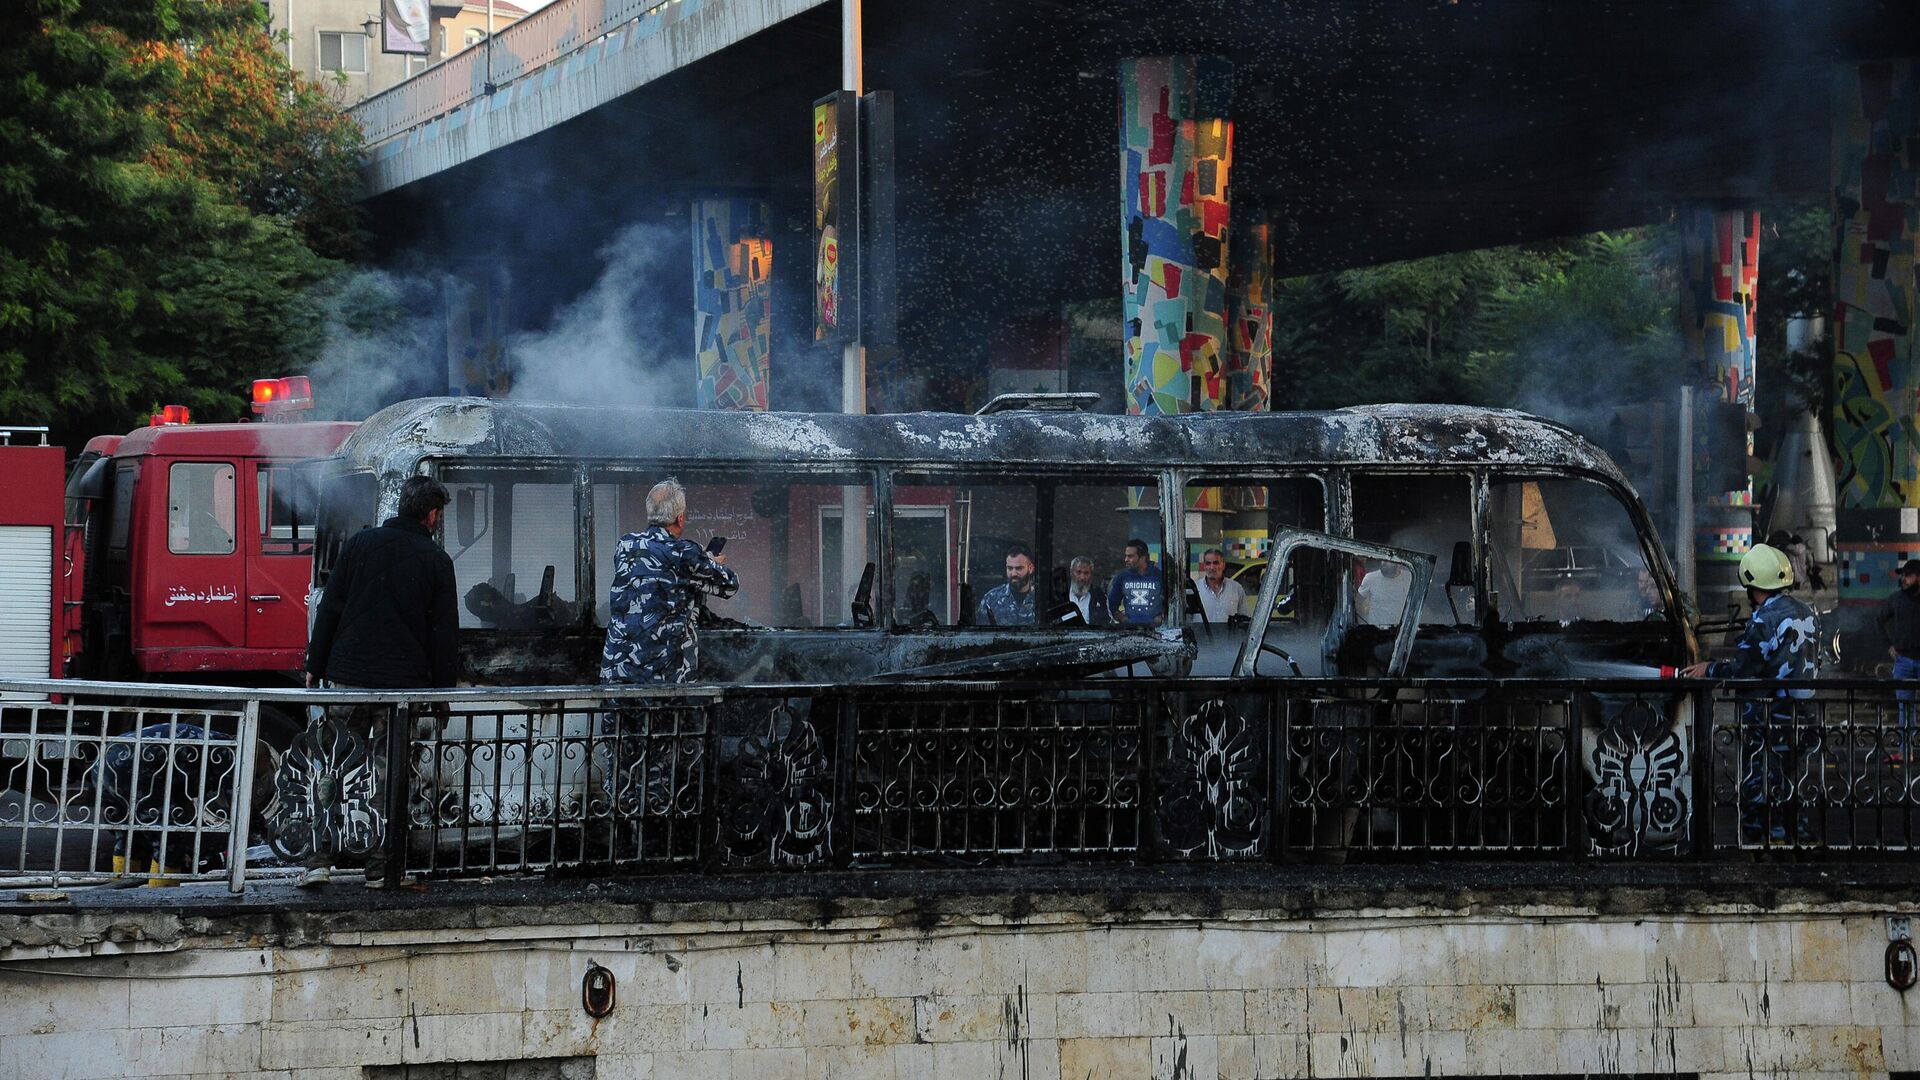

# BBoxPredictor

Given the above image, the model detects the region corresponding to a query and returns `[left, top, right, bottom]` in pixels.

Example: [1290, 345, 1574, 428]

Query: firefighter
[1679, 543, 1819, 843]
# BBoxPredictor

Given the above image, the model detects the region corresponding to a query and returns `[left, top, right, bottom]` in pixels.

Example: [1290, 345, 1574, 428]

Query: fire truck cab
[68, 417, 357, 683]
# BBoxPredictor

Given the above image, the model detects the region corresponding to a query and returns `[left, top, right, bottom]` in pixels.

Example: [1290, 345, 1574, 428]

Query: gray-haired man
[600, 479, 740, 684]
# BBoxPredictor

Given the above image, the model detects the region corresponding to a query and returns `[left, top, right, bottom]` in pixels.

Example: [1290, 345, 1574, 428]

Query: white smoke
[506, 221, 690, 408]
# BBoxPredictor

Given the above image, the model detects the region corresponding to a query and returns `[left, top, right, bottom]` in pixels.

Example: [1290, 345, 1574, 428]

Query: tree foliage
[1270, 230, 1681, 425]
[0, 0, 360, 445]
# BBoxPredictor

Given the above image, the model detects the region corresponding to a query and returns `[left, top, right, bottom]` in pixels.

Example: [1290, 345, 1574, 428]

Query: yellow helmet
[1738, 543, 1794, 590]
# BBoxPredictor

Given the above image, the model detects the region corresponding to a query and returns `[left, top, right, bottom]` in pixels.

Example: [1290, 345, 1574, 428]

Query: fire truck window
[589, 470, 877, 629]
[1351, 473, 1472, 625]
[257, 465, 316, 556]
[167, 462, 236, 556]
[107, 464, 137, 555]
[893, 473, 1162, 628]
[1487, 476, 1655, 623]
[443, 471, 580, 630]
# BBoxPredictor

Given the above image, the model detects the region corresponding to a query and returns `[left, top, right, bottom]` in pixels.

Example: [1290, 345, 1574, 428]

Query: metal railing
[3, 677, 1918, 891]
[1, 692, 262, 890]
[351, 0, 707, 146]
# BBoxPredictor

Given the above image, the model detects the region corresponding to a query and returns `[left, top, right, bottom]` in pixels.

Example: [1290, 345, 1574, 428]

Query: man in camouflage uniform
[975, 542, 1038, 626]
[1682, 543, 1819, 843]
[601, 478, 739, 684]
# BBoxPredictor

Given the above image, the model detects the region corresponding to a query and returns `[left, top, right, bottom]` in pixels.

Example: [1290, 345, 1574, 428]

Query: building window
[465, 27, 487, 47]
[317, 30, 368, 73]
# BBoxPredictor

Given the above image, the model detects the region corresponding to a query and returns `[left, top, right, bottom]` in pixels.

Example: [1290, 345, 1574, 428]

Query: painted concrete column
[1832, 59, 1920, 610]
[1679, 208, 1760, 595]
[693, 198, 772, 410]
[1121, 56, 1233, 417]
[1226, 212, 1273, 413]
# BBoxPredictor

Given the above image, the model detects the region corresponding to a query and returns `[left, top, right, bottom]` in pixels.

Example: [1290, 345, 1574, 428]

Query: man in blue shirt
[1680, 543, 1818, 843]
[975, 543, 1039, 625]
[601, 479, 740, 684]
[1107, 538, 1164, 626]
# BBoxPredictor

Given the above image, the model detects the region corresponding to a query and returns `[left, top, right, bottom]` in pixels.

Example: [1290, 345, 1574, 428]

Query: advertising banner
[383, 0, 431, 55]
[813, 91, 856, 343]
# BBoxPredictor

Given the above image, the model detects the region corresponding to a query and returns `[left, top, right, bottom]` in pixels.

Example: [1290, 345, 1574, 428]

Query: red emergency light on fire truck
[0, 378, 355, 706]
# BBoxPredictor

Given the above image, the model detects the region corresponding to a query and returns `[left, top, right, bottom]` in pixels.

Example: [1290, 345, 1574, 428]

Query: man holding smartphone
[600, 478, 739, 684]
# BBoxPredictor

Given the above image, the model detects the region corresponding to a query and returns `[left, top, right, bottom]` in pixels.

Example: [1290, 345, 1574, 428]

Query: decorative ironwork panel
[271, 704, 385, 864]
[717, 700, 834, 868]
[1278, 694, 1573, 854]
[850, 692, 1146, 861]
[1583, 692, 1690, 856]
[408, 700, 709, 877]
[1155, 696, 1269, 860]
[1, 701, 249, 883]
[1709, 688, 1920, 851]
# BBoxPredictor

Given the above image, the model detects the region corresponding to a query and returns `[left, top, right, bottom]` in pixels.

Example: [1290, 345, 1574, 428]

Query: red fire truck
[2, 380, 355, 723]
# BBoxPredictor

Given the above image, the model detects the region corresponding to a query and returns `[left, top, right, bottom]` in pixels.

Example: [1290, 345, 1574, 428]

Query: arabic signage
[165, 585, 238, 607]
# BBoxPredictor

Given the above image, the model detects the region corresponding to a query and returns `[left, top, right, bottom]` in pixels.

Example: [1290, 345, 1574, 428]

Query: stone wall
[3, 897, 1918, 1080]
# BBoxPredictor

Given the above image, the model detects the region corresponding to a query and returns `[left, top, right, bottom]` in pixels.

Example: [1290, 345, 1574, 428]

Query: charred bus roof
[333, 398, 1630, 483]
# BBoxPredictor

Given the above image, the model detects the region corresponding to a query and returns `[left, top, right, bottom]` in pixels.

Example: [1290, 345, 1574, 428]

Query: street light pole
[838, 0, 868, 619]
[840, 0, 863, 417]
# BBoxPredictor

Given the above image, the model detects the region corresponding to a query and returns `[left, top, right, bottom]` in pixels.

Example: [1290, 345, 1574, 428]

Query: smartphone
[706, 536, 728, 555]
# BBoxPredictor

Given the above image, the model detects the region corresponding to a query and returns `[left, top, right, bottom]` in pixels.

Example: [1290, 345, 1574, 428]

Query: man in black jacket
[292, 476, 458, 886]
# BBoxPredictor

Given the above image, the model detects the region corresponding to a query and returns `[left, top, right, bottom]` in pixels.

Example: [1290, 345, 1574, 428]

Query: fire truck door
[145, 460, 246, 654]
[246, 461, 315, 656]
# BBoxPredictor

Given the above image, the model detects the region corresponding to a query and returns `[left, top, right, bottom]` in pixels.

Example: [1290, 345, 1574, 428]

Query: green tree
[1466, 230, 1682, 416]
[0, 0, 359, 446]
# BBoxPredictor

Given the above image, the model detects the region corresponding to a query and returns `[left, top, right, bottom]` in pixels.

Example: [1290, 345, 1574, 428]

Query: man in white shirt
[1356, 559, 1412, 626]
[1191, 549, 1247, 625]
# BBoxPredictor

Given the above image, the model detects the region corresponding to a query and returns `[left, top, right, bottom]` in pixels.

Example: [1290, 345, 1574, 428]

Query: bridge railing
[351, 0, 707, 147]
[1, 677, 1915, 891]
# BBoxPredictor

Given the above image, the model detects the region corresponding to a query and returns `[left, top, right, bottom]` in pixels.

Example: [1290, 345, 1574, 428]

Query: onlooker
[1066, 555, 1110, 625]
[902, 571, 941, 627]
[1877, 558, 1920, 759]
[1680, 544, 1819, 843]
[600, 478, 739, 684]
[1108, 538, 1163, 626]
[1191, 549, 1246, 625]
[976, 543, 1039, 625]
[300, 474, 460, 887]
[1355, 559, 1411, 626]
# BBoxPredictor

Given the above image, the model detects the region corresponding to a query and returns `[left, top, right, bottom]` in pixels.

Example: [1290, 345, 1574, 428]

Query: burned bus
[311, 398, 1696, 684]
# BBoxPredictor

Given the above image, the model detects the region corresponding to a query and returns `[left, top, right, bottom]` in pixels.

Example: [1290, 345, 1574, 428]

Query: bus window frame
[1482, 467, 1684, 631]
[1171, 471, 1333, 627]
[436, 460, 590, 633]
[579, 460, 887, 632]
[882, 464, 1176, 633]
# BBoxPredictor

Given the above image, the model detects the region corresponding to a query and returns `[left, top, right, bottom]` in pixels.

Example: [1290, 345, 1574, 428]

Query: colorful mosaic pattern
[693, 199, 772, 411]
[1696, 525, 1754, 562]
[1226, 215, 1271, 412]
[1833, 60, 1919, 512]
[1840, 542, 1917, 593]
[1222, 529, 1270, 565]
[1121, 56, 1234, 417]
[1681, 208, 1759, 510]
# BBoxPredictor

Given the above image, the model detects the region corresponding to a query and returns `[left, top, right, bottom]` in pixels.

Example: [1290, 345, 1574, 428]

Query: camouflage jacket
[1707, 591, 1818, 688]
[600, 526, 740, 684]
[975, 582, 1037, 626]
